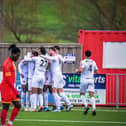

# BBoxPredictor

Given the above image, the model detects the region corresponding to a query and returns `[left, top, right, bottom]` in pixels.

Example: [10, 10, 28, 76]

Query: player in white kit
[75, 50, 98, 116]
[42, 46, 73, 112]
[18, 56, 29, 111]
[42, 62, 53, 111]
[42, 47, 61, 112]
[54, 46, 73, 112]
[27, 50, 38, 111]
[25, 47, 48, 111]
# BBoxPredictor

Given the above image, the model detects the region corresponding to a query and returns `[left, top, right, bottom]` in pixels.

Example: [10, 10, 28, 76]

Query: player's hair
[11, 47, 20, 54]
[49, 47, 56, 52]
[32, 51, 38, 56]
[40, 47, 46, 55]
[8, 44, 16, 51]
[54, 45, 60, 51]
[85, 50, 91, 57]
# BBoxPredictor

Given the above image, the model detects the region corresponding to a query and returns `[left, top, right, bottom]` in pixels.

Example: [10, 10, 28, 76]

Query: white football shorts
[52, 74, 65, 89]
[80, 78, 95, 93]
[32, 75, 45, 89]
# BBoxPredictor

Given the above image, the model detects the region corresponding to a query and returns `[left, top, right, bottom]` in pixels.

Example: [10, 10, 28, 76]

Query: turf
[6, 108, 126, 126]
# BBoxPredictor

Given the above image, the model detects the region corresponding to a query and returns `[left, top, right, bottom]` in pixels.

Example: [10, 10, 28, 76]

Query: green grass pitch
[6, 108, 126, 126]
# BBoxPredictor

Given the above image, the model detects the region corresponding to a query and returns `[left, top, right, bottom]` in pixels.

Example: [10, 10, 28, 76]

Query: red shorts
[1, 85, 19, 103]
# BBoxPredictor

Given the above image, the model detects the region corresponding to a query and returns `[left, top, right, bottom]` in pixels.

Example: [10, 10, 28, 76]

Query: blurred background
[0, 0, 126, 43]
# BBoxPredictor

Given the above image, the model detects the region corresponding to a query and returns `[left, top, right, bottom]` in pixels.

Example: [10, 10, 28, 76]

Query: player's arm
[18, 60, 24, 78]
[41, 55, 56, 61]
[24, 56, 38, 62]
[58, 55, 64, 63]
[75, 61, 84, 73]
[4, 64, 19, 96]
[94, 62, 98, 74]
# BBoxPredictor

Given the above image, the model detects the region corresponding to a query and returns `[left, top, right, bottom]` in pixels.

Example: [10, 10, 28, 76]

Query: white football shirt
[25, 55, 48, 76]
[80, 58, 98, 79]
[18, 59, 28, 77]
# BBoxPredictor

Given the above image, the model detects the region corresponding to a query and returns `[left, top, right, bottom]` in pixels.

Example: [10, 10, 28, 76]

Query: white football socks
[44, 92, 48, 108]
[59, 92, 71, 105]
[38, 94, 43, 107]
[90, 97, 96, 111]
[8, 121, 13, 125]
[21, 92, 25, 108]
[31, 94, 37, 110]
[37, 94, 39, 107]
[26, 92, 29, 108]
[53, 93, 61, 110]
[81, 95, 88, 108]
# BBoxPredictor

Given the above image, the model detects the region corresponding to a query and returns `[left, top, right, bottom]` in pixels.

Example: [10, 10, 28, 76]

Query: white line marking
[72, 108, 126, 112]
[15, 119, 126, 124]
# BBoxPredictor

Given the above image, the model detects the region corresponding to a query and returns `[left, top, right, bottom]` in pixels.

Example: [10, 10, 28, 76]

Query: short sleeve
[80, 60, 85, 68]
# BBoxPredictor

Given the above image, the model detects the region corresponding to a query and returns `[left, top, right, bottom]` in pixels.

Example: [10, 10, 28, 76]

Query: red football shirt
[1, 57, 19, 95]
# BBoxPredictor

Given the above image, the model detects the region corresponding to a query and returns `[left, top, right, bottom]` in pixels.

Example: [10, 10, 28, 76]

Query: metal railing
[106, 74, 126, 108]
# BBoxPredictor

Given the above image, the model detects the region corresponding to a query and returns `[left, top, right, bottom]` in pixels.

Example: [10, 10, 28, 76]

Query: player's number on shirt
[40, 59, 48, 67]
[88, 64, 92, 72]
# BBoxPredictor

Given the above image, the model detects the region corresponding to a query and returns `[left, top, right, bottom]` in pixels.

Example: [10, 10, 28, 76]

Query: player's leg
[0, 86, 11, 126]
[28, 78, 32, 110]
[30, 77, 39, 111]
[57, 77, 68, 105]
[31, 88, 38, 111]
[20, 85, 25, 109]
[58, 88, 73, 112]
[80, 80, 89, 115]
[20, 76, 27, 110]
[37, 77, 45, 111]
[1, 103, 10, 126]
[52, 88, 61, 112]
[6, 101, 21, 126]
[88, 82, 96, 116]
[43, 85, 49, 110]
[38, 88, 44, 111]
[25, 81, 30, 111]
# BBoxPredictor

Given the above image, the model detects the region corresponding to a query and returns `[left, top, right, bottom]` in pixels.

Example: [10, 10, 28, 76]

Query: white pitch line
[15, 119, 126, 124]
[72, 108, 126, 112]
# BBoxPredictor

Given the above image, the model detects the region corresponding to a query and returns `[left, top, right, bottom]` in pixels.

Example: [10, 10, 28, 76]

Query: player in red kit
[0, 45, 21, 126]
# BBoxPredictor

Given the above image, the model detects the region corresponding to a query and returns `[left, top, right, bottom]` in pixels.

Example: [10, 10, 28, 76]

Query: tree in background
[87, 0, 126, 30]
[2, 0, 39, 42]
[1, 0, 126, 43]
[56, 0, 126, 41]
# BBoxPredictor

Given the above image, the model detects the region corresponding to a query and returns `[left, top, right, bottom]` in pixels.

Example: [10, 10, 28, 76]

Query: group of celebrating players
[18, 46, 73, 112]
[0, 44, 98, 126]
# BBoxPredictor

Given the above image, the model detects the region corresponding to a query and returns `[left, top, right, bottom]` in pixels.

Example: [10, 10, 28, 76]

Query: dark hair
[49, 47, 56, 52]
[85, 50, 91, 57]
[40, 47, 46, 55]
[8, 44, 16, 51]
[54, 45, 60, 51]
[32, 51, 38, 56]
[11, 47, 20, 54]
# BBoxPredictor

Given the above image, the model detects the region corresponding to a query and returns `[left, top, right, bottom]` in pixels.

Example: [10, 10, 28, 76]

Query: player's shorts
[80, 78, 95, 93]
[32, 75, 45, 89]
[20, 76, 28, 85]
[45, 70, 53, 85]
[28, 78, 32, 91]
[1, 85, 19, 103]
[52, 74, 65, 89]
